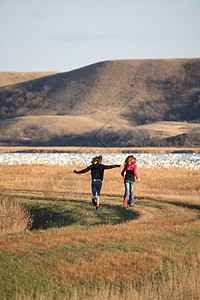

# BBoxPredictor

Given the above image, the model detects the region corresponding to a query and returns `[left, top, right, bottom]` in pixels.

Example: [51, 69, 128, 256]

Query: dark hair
[91, 155, 102, 165]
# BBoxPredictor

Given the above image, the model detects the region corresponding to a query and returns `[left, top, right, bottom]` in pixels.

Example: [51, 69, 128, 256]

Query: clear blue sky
[0, 0, 200, 72]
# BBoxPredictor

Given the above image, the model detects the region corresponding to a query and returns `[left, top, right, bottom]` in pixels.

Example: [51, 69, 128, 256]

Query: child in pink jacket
[121, 155, 141, 208]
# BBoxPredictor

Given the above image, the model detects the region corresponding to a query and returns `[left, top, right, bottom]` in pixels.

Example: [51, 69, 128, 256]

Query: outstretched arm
[74, 165, 91, 174]
[103, 164, 121, 170]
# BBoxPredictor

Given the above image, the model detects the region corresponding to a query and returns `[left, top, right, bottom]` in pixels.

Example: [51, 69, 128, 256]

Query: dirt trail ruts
[5, 190, 199, 226]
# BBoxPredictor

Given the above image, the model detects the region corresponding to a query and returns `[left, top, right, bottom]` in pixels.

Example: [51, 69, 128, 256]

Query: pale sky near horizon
[0, 0, 200, 72]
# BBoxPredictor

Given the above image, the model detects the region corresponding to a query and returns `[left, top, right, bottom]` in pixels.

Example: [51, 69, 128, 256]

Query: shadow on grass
[28, 199, 140, 230]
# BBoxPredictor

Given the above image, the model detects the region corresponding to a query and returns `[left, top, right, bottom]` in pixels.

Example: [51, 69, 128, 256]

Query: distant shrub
[0, 190, 33, 234]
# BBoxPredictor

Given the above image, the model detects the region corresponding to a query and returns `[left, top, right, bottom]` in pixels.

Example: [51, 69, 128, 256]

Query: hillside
[0, 58, 200, 147]
[0, 72, 57, 87]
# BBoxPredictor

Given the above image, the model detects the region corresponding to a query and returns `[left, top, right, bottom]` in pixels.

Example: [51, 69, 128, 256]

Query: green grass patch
[1, 194, 199, 299]
[0, 251, 65, 299]
[136, 200, 168, 210]
[17, 196, 139, 230]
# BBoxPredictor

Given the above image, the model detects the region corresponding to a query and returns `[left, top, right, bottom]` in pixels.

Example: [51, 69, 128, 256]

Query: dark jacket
[75, 163, 120, 181]
[121, 163, 138, 182]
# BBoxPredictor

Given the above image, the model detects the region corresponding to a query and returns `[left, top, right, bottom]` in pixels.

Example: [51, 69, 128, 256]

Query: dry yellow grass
[84, 265, 200, 300]
[0, 165, 199, 202]
[0, 164, 199, 299]
[12, 264, 200, 300]
[0, 191, 33, 233]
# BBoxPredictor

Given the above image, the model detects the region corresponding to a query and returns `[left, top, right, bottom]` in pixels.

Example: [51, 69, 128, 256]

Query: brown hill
[0, 72, 57, 87]
[0, 59, 200, 147]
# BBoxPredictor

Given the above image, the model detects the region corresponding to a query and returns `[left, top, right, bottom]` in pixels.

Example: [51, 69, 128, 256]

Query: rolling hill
[0, 58, 200, 147]
[0, 72, 57, 88]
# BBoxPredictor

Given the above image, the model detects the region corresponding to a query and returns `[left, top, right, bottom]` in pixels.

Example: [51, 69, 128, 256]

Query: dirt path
[6, 190, 199, 227]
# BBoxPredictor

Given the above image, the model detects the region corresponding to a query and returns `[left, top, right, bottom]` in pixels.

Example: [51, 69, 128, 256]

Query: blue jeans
[124, 180, 135, 205]
[91, 180, 102, 198]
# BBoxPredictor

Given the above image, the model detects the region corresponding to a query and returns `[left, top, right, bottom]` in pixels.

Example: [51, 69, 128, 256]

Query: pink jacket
[121, 163, 139, 179]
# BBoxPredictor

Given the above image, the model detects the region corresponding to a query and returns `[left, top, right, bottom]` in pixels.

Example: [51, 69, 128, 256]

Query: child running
[74, 155, 121, 210]
[121, 155, 141, 208]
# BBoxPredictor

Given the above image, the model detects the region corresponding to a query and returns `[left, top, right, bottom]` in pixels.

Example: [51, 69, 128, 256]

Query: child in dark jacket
[74, 155, 121, 209]
[121, 155, 141, 208]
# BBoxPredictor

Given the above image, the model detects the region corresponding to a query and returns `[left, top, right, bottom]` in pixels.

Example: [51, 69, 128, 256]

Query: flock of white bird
[0, 152, 199, 169]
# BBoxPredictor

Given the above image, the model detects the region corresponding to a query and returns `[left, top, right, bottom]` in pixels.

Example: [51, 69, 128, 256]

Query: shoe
[96, 204, 99, 210]
[92, 198, 96, 205]
[123, 197, 128, 208]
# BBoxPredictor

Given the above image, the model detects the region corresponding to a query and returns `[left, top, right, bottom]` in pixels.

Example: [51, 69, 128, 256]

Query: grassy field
[0, 165, 200, 299]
